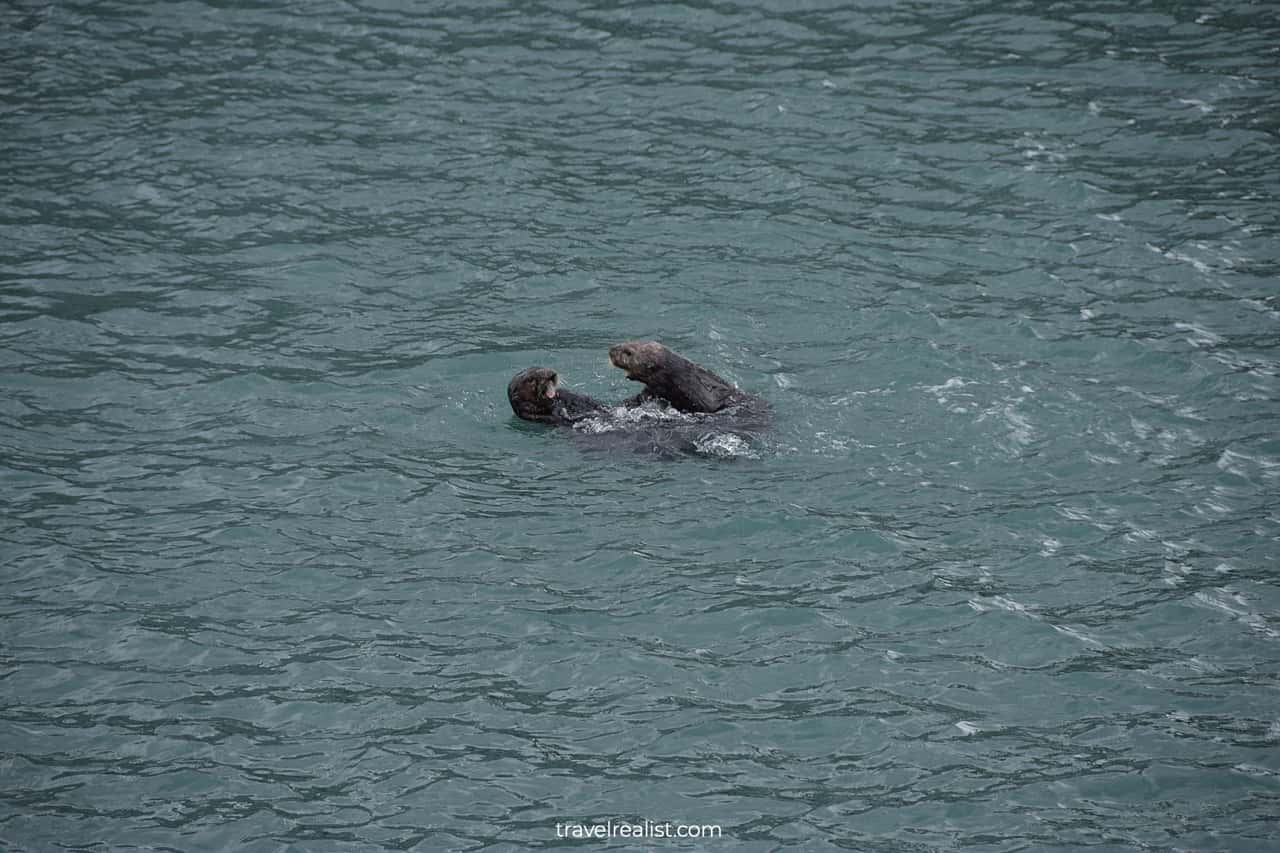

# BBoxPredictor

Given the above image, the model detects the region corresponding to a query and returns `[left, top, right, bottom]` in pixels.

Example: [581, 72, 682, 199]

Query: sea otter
[608, 340, 766, 417]
[507, 367, 607, 425]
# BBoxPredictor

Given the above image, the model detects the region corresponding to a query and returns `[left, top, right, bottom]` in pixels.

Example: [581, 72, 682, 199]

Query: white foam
[571, 403, 758, 458]
[1174, 321, 1224, 346]
[1233, 764, 1278, 779]
[1148, 243, 1215, 275]
[976, 401, 1035, 454]
[989, 596, 1035, 616]
[694, 432, 755, 459]
[923, 377, 973, 393]
[1194, 588, 1278, 639]
[1052, 624, 1106, 649]
[1178, 98, 1214, 113]
[573, 402, 697, 434]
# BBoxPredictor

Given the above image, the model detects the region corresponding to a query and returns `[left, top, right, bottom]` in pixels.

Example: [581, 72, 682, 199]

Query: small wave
[569, 403, 759, 458]
[572, 402, 698, 435]
[1193, 588, 1278, 639]
[693, 432, 755, 459]
[610, 402, 699, 424]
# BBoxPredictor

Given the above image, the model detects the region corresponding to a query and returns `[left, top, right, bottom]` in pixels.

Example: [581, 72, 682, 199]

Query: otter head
[507, 367, 561, 421]
[608, 340, 668, 382]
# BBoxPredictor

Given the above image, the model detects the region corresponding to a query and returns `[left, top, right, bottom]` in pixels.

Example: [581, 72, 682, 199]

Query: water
[3, 1, 1279, 850]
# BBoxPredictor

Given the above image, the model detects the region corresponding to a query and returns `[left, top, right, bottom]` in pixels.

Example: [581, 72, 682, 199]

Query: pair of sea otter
[508, 340, 766, 428]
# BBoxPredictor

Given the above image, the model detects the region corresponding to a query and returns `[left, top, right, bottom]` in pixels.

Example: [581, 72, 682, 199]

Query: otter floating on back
[507, 367, 607, 425]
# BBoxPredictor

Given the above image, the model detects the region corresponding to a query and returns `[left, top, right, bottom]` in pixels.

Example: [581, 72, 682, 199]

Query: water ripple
[3, 0, 1279, 850]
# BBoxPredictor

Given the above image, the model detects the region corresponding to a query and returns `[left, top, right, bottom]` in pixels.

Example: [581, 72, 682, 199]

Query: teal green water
[3, 1, 1279, 850]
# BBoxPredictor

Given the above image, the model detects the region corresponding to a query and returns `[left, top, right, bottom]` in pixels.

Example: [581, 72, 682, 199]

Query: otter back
[646, 348, 737, 413]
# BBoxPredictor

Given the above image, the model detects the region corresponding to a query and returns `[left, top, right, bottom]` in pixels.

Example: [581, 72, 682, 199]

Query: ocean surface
[3, 1, 1279, 850]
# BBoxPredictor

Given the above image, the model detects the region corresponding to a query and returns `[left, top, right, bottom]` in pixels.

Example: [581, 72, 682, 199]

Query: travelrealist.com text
[555, 820, 723, 840]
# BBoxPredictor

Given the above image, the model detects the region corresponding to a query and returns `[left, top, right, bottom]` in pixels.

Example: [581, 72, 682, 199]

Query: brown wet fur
[608, 341, 668, 382]
[608, 340, 753, 415]
[508, 367, 606, 425]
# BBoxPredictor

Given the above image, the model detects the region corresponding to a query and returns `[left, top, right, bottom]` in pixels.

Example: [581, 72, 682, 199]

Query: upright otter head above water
[507, 367, 606, 425]
[607, 341, 668, 384]
[608, 340, 740, 414]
